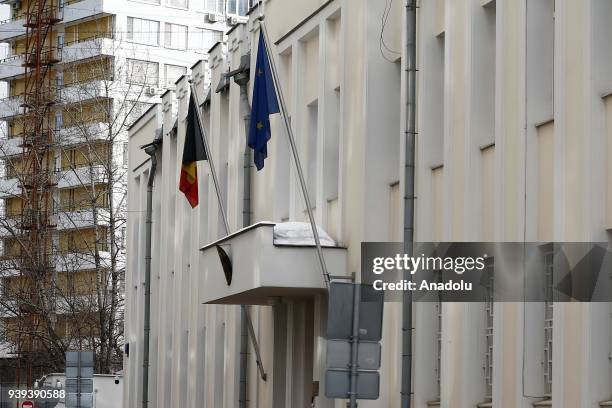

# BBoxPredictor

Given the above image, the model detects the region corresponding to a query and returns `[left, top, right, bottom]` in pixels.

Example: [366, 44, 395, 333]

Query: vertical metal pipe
[241, 85, 252, 229]
[401, 1, 417, 407]
[142, 143, 158, 408]
[239, 84, 251, 408]
[348, 283, 361, 408]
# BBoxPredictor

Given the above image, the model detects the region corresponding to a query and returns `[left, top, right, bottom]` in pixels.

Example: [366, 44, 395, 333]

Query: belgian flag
[179, 93, 207, 207]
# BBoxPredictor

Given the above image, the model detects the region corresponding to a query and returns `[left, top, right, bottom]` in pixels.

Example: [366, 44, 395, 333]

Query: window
[164, 64, 186, 88]
[130, 0, 159, 4]
[122, 142, 129, 167]
[195, 0, 223, 12]
[167, 0, 187, 8]
[55, 112, 63, 131]
[190, 28, 222, 53]
[164, 23, 187, 50]
[127, 17, 160, 46]
[226, 0, 249, 16]
[126, 59, 159, 86]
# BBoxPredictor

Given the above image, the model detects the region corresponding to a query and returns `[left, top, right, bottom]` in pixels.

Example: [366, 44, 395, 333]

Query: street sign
[325, 282, 384, 401]
[22, 401, 34, 408]
[325, 370, 380, 400]
[65, 350, 95, 408]
[326, 340, 381, 370]
[327, 282, 384, 341]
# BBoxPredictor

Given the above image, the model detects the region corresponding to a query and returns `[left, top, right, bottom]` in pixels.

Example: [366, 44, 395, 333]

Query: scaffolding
[14, 0, 62, 387]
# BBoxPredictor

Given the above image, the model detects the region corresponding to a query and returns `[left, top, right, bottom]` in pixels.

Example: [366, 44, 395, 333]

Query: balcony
[57, 165, 107, 189]
[0, 54, 24, 80]
[0, 136, 23, 156]
[62, 37, 114, 64]
[61, 80, 110, 104]
[63, 0, 110, 24]
[0, 176, 20, 198]
[59, 122, 110, 146]
[55, 250, 111, 272]
[199, 222, 347, 305]
[0, 96, 24, 120]
[0, 215, 20, 237]
[57, 208, 111, 230]
[0, 15, 26, 41]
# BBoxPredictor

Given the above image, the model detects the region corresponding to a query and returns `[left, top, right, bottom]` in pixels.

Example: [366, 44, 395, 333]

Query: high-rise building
[0, 0, 250, 387]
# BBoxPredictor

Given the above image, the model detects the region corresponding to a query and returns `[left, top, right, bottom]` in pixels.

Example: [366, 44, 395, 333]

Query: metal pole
[348, 283, 361, 408]
[258, 18, 331, 288]
[190, 81, 268, 381]
[401, 1, 417, 407]
[142, 142, 158, 408]
[244, 308, 267, 381]
[239, 85, 252, 407]
[189, 81, 231, 235]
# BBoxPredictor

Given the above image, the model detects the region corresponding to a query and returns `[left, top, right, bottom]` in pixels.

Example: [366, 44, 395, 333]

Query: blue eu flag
[249, 31, 280, 171]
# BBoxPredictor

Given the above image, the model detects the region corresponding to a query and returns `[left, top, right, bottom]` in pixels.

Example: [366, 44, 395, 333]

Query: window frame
[126, 17, 160, 46]
[164, 22, 188, 50]
[165, 0, 188, 10]
[125, 58, 160, 87]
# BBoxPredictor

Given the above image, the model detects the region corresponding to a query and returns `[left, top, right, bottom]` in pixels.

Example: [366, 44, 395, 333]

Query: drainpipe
[142, 134, 161, 408]
[401, 1, 417, 408]
[228, 53, 252, 408]
[239, 85, 251, 408]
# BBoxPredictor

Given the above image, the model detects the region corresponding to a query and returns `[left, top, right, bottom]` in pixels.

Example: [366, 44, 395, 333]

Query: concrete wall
[126, 1, 612, 407]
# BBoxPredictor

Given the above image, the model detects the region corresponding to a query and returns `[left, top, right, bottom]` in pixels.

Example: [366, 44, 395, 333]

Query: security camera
[114, 375, 120, 385]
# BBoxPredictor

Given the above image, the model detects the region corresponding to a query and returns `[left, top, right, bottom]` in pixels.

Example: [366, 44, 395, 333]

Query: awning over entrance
[199, 222, 348, 304]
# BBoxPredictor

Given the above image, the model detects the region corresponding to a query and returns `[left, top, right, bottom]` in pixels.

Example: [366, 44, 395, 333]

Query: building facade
[126, 0, 612, 407]
[0, 0, 251, 385]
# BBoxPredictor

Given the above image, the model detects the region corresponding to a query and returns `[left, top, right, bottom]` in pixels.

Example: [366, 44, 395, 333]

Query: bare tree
[0, 31, 160, 378]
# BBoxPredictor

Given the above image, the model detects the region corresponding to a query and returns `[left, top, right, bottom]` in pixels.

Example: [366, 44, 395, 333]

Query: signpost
[65, 351, 94, 408]
[325, 281, 384, 406]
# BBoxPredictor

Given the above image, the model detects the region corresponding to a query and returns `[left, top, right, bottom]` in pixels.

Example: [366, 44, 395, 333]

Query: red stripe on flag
[179, 167, 198, 208]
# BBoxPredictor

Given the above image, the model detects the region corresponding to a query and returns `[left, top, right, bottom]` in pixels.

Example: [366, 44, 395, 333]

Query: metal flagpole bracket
[257, 20, 332, 289]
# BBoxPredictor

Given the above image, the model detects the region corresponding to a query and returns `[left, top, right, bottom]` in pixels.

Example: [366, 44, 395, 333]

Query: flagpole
[258, 18, 331, 289]
[189, 81, 231, 235]
[188, 80, 268, 382]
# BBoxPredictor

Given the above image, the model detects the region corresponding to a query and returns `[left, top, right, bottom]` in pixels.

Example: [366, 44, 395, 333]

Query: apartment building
[126, 0, 612, 407]
[0, 0, 251, 385]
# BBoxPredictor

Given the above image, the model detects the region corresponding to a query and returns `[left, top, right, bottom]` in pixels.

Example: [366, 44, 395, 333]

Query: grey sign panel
[66, 350, 94, 368]
[80, 351, 94, 367]
[65, 352, 79, 367]
[66, 365, 94, 379]
[358, 285, 384, 342]
[325, 370, 380, 400]
[79, 366, 94, 379]
[65, 378, 93, 394]
[327, 283, 384, 341]
[327, 282, 354, 339]
[79, 379, 94, 393]
[326, 340, 381, 370]
[65, 379, 78, 393]
[65, 366, 78, 378]
[66, 393, 93, 408]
